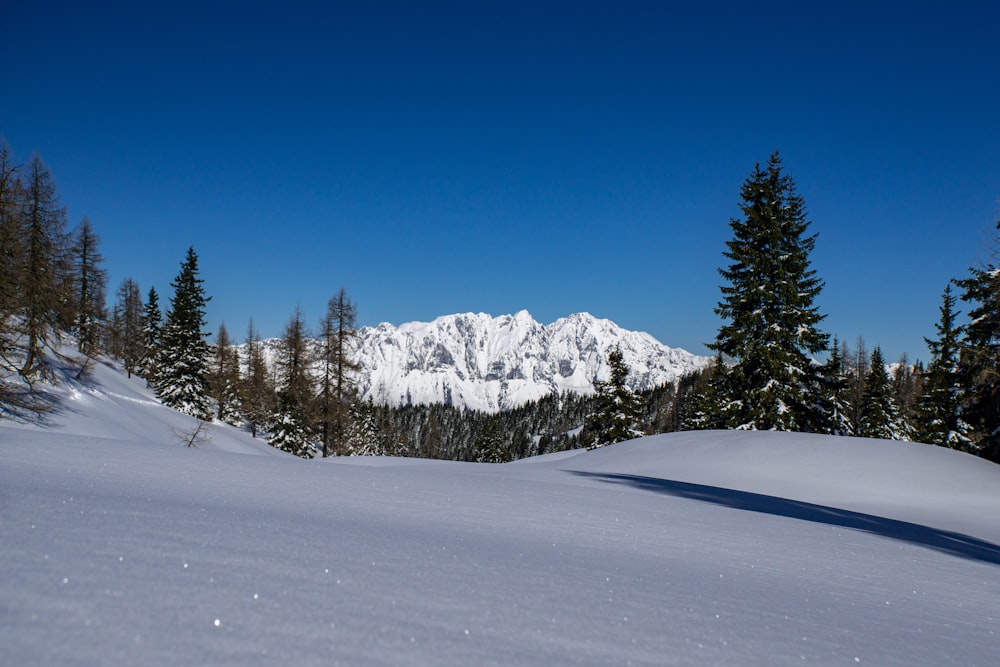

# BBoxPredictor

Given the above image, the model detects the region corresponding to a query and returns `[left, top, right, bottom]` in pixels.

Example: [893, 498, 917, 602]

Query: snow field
[2, 358, 999, 665]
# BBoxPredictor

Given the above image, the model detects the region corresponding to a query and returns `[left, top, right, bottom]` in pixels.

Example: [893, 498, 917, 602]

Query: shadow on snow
[569, 471, 1000, 567]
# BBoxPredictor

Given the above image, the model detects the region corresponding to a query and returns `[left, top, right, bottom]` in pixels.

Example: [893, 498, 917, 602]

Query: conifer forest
[2, 140, 998, 464]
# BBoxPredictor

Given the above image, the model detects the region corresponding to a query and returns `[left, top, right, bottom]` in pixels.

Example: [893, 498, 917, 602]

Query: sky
[2, 0, 998, 361]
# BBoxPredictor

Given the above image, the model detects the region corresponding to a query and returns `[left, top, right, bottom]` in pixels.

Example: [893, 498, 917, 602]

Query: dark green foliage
[584, 346, 642, 447]
[156, 247, 212, 420]
[858, 347, 904, 440]
[141, 287, 162, 379]
[709, 152, 829, 431]
[954, 223, 1000, 456]
[916, 285, 973, 448]
[812, 336, 853, 435]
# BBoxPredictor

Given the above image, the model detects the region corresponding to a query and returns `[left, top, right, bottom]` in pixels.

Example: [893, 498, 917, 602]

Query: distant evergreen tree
[709, 152, 829, 431]
[156, 247, 212, 420]
[682, 354, 727, 430]
[916, 285, 973, 448]
[475, 414, 511, 462]
[954, 222, 1000, 459]
[858, 347, 904, 440]
[889, 355, 920, 441]
[140, 287, 162, 379]
[267, 397, 315, 458]
[342, 400, 382, 456]
[812, 336, 853, 435]
[69, 217, 108, 357]
[585, 345, 642, 447]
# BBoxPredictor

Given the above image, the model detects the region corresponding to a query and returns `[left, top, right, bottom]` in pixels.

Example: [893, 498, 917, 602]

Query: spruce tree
[916, 285, 973, 448]
[709, 152, 829, 431]
[140, 287, 162, 379]
[813, 336, 853, 435]
[0, 139, 23, 373]
[156, 247, 212, 420]
[585, 345, 642, 447]
[954, 222, 1000, 458]
[858, 347, 904, 440]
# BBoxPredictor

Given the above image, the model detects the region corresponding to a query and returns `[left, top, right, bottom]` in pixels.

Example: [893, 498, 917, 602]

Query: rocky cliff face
[350, 311, 709, 412]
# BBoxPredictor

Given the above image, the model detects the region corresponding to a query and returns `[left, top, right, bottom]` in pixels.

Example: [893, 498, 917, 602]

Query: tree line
[2, 139, 997, 464]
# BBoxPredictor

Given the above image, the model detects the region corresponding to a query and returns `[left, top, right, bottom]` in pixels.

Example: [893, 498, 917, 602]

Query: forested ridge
[2, 140, 997, 463]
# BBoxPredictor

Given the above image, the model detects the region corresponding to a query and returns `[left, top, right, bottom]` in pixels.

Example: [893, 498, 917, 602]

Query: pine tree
[916, 285, 973, 448]
[710, 152, 829, 431]
[955, 222, 1000, 459]
[267, 401, 315, 459]
[315, 288, 361, 457]
[585, 345, 642, 447]
[156, 247, 212, 420]
[18, 154, 69, 379]
[812, 336, 853, 435]
[858, 347, 905, 440]
[69, 217, 108, 357]
[140, 287, 162, 379]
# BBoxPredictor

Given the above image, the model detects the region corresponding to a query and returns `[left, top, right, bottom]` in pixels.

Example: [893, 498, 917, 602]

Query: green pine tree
[140, 286, 162, 380]
[916, 285, 973, 448]
[954, 223, 1000, 459]
[585, 345, 642, 447]
[156, 247, 212, 420]
[710, 152, 829, 431]
[858, 347, 904, 440]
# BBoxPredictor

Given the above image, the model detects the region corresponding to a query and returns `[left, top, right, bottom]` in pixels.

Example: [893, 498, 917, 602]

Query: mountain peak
[356, 311, 710, 412]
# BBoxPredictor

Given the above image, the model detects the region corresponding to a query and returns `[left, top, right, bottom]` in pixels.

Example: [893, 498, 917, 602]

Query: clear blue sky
[3, 1, 997, 362]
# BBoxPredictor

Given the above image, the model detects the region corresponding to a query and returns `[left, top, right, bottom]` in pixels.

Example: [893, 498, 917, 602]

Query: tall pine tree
[709, 152, 829, 431]
[156, 247, 212, 420]
[954, 222, 1000, 459]
[916, 285, 973, 448]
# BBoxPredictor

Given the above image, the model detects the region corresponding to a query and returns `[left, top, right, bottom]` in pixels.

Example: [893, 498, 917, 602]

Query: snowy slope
[0, 354, 285, 458]
[0, 367, 1000, 666]
[3, 363, 1000, 666]
[258, 311, 709, 412]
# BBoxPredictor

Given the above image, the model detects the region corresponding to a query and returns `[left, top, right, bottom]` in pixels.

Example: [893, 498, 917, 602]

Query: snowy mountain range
[258, 311, 710, 412]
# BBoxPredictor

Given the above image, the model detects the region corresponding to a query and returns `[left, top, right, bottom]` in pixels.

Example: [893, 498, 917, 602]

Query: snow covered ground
[2, 358, 999, 665]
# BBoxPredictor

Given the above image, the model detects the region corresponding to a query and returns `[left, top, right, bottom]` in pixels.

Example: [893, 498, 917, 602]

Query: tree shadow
[570, 471, 1000, 567]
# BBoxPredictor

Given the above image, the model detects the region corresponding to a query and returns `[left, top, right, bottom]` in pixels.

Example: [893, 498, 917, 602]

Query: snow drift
[2, 357, 999, 666]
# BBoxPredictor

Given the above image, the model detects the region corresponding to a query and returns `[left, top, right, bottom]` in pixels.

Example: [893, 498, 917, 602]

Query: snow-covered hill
[258, 311, 709, 411]
[3, 360, 1000, 665]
